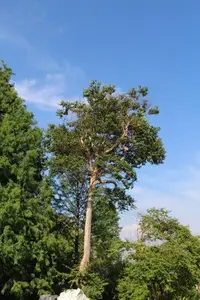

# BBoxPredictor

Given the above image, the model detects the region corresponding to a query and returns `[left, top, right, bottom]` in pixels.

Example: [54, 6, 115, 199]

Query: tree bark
[79, 175, 95, 271]
[74, 190, 80, 264]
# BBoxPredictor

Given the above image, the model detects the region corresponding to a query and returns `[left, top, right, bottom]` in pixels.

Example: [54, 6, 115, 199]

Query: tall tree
[48, 80, 165, 271]
[0, 62, 73, 299]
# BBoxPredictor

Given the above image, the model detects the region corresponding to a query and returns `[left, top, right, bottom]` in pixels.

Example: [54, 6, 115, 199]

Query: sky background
[1, 0, 200, 239]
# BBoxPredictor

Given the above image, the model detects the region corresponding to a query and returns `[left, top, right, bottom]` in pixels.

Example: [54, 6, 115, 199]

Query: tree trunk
[79, 176, 95, 271]
[74, 190, 80, 264]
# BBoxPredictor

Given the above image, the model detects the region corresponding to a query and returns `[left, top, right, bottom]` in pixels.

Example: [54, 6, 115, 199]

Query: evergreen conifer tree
[0, 62, 73, 300]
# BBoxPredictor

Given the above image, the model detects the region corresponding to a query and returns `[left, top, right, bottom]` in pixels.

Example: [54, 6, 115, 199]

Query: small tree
[118, 208, 200, 300]
[48, 81, 165, 271]
[51, 170, 87, 264]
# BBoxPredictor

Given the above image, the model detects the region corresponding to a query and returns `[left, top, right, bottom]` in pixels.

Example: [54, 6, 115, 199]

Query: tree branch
[80, 135, 92, 164]
[104, 122, 130, 154]
[104, 140, 121, 154]
[97, 179, 117, 188]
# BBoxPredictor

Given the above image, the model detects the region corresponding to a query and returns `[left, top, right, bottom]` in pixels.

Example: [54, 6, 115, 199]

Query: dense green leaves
[118, 209, 200, 300]
[0, 63, 73, 299]
[51, 80, 165, 190]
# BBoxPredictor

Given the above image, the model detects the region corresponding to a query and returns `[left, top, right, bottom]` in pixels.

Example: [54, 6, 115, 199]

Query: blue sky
[1, 0, 200, 238]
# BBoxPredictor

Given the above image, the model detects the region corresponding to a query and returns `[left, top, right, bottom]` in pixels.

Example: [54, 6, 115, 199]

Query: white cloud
[15, 71, 85, 109]
[15, 76, 62, 109]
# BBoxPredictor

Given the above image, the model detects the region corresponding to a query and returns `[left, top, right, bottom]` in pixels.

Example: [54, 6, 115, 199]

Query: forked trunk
[79, 176, 95, 271]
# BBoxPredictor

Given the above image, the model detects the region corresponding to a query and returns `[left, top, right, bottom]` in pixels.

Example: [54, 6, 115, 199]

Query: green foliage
[50, 169, 124, 299]
[0, 62, 73, 299]
[69, 267, 107, 300]
[50, 169, 87, 266]
[90, 191, 124, 299]
[47, 80, 165, 271]
[118, 209, 200, 300]
[49, 80, 165, 191]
